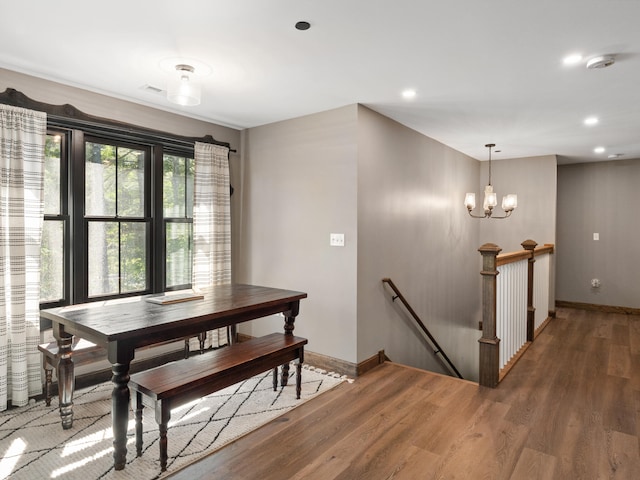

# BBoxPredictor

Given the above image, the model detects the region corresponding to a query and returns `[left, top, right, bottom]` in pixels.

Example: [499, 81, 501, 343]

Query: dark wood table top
[40, 284, 307, 349]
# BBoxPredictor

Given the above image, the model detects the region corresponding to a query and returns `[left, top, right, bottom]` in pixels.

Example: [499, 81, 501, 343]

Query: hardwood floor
[168, 308, 640, 479]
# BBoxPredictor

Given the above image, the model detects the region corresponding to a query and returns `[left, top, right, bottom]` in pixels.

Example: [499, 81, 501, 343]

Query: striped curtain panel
[0, 105, 46, 410]
[191, 142, 231, 349]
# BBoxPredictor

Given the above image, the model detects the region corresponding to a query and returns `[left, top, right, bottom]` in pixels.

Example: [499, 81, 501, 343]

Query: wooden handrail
[535, 244, 555, 257]
[382, 278, 463, 379]
[497, 243, 554, 266]
[496, 250, 529, 266]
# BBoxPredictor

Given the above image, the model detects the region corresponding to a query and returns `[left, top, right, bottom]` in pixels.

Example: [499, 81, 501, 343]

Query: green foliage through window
[163, 154, 194, 288]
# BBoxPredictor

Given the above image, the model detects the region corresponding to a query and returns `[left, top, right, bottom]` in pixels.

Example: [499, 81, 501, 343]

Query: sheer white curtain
[0, 105, 46, 410]
[190, 142, 231, 349]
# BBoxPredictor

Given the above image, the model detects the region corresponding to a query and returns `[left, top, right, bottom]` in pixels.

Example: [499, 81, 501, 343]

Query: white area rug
[0, 364, 345, 480]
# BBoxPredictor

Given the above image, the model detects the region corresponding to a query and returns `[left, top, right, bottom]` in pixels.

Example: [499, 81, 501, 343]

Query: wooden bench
[38, 333, 209, 406]
[129, 332, 308, 472]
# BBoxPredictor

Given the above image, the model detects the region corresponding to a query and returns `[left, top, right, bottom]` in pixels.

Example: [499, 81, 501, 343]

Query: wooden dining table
[39, 283, 307, 471]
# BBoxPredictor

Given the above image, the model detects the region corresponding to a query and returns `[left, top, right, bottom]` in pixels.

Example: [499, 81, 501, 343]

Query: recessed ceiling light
[402, 89, 417, 99]
[563, 54, 583, 65]
[584, 116, 599, 126]
[295, 21, 311, 31]
[594, 146, 605, 154]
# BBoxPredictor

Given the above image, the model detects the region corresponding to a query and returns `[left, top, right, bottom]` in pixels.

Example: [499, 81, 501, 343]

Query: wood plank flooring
[168, 308, 640, 479]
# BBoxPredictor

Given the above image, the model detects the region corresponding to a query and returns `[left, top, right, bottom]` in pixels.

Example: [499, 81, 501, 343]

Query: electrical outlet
[330, 233, 345, 247]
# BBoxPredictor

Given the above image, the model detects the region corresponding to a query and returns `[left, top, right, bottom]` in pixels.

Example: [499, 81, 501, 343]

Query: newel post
[478, 243, 501, 388]
[522, 239, 537, 342]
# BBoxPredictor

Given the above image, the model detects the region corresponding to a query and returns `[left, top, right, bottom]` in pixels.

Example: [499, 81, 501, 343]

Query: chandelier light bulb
[464, 192, 476, 210]
[483, 185, 497, 212]
[502, 194, 518, 212]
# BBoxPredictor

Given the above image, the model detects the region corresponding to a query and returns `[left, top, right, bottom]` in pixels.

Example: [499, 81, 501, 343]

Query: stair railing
[382, 278, 463, 379]
[479, 240, 554, 388]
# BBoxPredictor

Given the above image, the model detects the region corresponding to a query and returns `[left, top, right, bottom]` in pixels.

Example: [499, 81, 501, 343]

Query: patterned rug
[0, 364, 346, 480]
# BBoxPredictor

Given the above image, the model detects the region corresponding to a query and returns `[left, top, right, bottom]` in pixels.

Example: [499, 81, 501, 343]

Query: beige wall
[557, 159, 640, 309]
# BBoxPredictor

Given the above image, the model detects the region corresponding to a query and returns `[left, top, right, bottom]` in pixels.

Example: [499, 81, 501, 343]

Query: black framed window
[40, 128, 196, 307]
[83, 138, 151, 298]
[162, 153, 194, 290]
[40, 131, 69, 306]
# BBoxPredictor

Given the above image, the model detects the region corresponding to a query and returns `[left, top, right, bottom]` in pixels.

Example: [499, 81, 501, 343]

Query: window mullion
[71, 129, 87, 303]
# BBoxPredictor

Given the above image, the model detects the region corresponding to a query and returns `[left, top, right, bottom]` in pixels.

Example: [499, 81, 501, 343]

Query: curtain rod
[0, 88, 236, 153]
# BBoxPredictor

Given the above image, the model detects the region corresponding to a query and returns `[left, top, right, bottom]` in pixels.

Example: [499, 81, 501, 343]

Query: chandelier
[464, 144, 517, 219]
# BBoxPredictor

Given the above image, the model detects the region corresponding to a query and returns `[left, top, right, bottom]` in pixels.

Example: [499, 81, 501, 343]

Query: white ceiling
[2, 1, 639, 164]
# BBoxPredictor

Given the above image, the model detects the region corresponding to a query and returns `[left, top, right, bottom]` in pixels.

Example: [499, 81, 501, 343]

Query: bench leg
[159, 422, 168, 471]
[198, 332, 206, 354]
[56, 335, 75, 430]
[156, 402, 171, 472]
[135, 392, 143, 457]
[273, 367, 278, 391]
[185, 333, 208, 359]
[44, 364, 53, 406]
[281, 363, 290, 387]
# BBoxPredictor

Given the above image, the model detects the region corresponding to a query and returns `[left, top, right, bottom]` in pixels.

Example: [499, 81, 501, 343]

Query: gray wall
[557, 159, 640, 309]
[479, 155, 557, 253]
[356, 106, 482, 379]
[478, 154, 558, 314]
[237, 105, 360, 363]
[238, 104, 485, 380]
[237, 105, 559, 381]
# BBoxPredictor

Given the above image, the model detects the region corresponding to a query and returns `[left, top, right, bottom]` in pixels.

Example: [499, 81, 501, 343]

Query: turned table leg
[111, 362, 131, 470]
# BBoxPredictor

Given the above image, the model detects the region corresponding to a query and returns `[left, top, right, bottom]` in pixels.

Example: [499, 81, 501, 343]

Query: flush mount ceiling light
[584, 116, 599, 126]
[594, 146, 606, 154]
[167, 64, 201, 106]
[464, 144, 517, 219]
